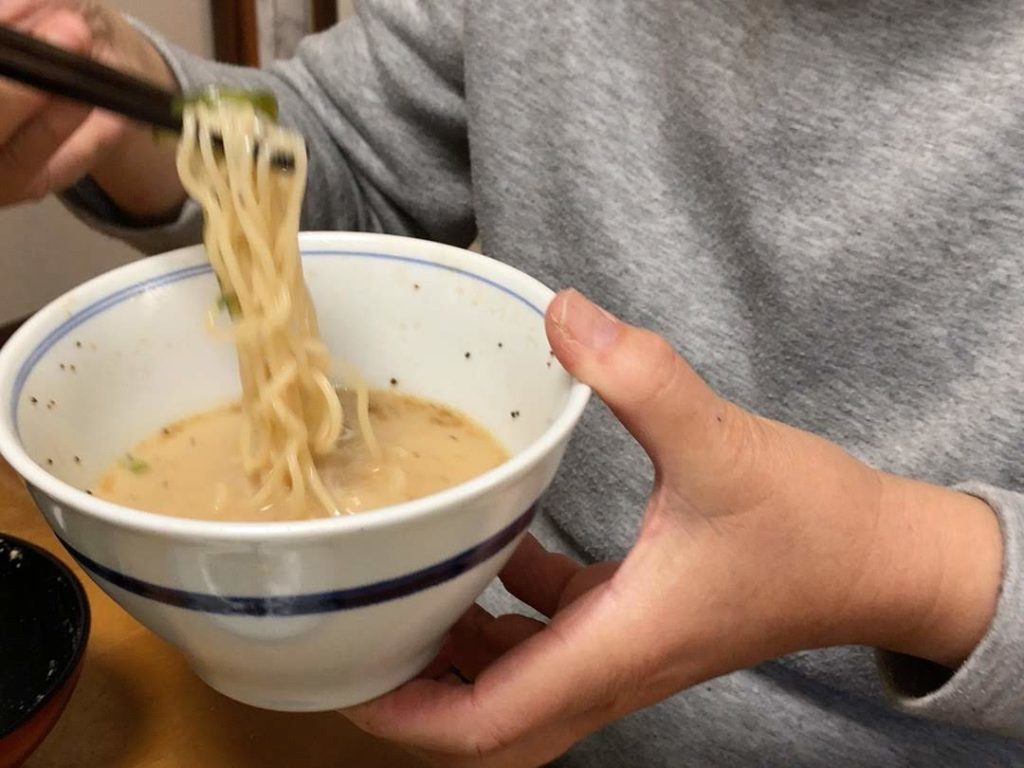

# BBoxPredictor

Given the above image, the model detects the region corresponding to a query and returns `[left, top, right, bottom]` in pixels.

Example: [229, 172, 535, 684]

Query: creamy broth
[95, 390, 508, 521]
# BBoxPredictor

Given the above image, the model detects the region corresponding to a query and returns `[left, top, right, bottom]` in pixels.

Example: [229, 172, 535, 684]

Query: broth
[94, 390, 507, 521]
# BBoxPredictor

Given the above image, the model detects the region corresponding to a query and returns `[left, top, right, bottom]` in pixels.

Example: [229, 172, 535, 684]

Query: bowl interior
[4, 233, 576, 506]
[0, 535, 89, 738]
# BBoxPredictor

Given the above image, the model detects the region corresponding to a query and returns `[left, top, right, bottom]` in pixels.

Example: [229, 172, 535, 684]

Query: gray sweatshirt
[65, 1, 1024, 764]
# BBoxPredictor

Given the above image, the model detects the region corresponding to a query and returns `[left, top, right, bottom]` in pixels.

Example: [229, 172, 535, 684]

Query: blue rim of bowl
[0, 535, 90, 740]
[10, 249, 544, 433]
[0, 240, 589, 542]
[3, 243, 582, 614]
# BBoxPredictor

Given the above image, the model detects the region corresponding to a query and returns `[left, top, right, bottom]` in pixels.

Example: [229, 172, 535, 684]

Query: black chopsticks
[0, 23, 296, 172]
[0, 22, 181, 131]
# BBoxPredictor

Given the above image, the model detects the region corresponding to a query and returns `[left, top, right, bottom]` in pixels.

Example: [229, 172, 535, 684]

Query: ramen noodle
[175, 93, 354, 517]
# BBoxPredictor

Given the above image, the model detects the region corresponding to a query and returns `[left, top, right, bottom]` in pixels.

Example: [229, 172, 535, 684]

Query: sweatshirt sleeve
[61, 0, 473, 255]
[877, 482, 1024, 737]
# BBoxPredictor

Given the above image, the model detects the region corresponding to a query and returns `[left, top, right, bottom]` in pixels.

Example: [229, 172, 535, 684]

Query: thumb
[546, 289, 745, 476]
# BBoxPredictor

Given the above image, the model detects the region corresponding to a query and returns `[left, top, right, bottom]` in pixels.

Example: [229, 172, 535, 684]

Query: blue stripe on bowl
[58, 504, 536, 616]
[303, 250, 544, 316]
[11, 249, 545, 432]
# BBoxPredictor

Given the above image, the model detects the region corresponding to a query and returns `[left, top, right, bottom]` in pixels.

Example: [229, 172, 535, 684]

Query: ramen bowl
[0, 232, 590, 711]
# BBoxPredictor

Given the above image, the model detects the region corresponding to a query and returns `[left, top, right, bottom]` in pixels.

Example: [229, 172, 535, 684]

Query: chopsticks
[0, 23, 296, 171]
[0, 22, 180, 131]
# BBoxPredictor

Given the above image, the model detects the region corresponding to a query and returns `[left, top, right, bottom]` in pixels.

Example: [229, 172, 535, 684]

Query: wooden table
[0, 459, 424, 768]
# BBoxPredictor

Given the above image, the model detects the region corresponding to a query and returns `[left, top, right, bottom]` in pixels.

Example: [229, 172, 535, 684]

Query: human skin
[0, 0, 184, 217]
[341, 289, 1002, 768]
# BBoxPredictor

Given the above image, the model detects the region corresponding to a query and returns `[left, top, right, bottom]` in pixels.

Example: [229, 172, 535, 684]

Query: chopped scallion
[174, 86, 280, 122]
[121, 454, 150, 475]
[217, 292, 241, 318]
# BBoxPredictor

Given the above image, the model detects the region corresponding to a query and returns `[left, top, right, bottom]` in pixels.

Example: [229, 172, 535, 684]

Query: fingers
[0, 11, 95, 204]
[346, 579, 636, 758]
[0, 11, 93, 138]
[556, 561, 621, 610]
[42, 109, 124, 191]
[0, 76, 46, 148]
[450, 609, 544, 680]
[499, 534, 581, 617]
[546, 289, 752, 483]
[343, 544, 640, 763]
[445, 604, 498, 680]
[416, 603, 545, 685]
[415, 635, 457, 681]
[500, 535, 620, 621]
[0, 99, 92, 203]
[0, 13, 87, 144]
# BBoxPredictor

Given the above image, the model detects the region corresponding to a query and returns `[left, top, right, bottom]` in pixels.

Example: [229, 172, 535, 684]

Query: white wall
[0, 1, 213, 324]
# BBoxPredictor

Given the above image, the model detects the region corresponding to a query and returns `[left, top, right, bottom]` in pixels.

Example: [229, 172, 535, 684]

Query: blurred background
[0, 1, 355, 331]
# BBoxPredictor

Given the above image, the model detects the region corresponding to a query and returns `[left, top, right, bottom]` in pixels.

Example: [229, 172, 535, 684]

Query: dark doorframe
[312, 0, 339, 32]
[211, 1, 260, 66]
[212, 2, 339, 67]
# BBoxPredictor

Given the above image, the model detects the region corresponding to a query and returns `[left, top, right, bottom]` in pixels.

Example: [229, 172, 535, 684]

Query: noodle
[175, 97, 369, 518]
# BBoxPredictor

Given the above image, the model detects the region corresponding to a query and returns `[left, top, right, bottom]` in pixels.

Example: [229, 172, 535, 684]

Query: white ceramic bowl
[0, 232, 590, 711]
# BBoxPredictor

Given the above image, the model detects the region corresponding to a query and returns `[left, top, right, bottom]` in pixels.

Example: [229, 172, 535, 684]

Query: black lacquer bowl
[0, 535, 89, 767]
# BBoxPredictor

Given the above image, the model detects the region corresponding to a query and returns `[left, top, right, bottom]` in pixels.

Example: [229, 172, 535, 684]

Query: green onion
[121, 454, 150, 475]
[217, 292, 242, 318]
[173, 86, 280, 122]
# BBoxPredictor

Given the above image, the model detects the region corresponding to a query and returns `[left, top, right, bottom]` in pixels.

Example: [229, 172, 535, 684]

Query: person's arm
[341, 290, 1020, 767]
[876, 481, 1024, 735]
[1, 1, 474, 252]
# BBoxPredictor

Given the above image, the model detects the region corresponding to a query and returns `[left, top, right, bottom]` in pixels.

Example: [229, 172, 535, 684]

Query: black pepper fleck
[464, 352, 471, 359]
[390, 377, 398, 386]
[497, 342, 503, 348]
[73, 456, 81, 464]
[29, 396, 37, 405]
[46, 458, 53, 466]
[510, 410, 521, 419]
[59, 363, 65, 370]
[86, 490, 93, 496]
[75, 341, 82, 348]
[162, 428, 171, 436]
[413, 283, 420, 290]
[70, 364, 76, 372]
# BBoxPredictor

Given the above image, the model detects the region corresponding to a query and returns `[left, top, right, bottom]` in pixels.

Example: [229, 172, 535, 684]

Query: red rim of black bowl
[0, 534, 90, 740]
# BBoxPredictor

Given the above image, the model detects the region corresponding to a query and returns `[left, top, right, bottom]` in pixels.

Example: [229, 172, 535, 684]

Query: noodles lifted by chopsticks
[176, 96, 356, 518]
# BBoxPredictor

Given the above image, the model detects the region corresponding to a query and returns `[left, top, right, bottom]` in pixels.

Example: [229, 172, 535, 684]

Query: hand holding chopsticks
[0, 22, 294, 172]
[0, 22, 181, 132]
